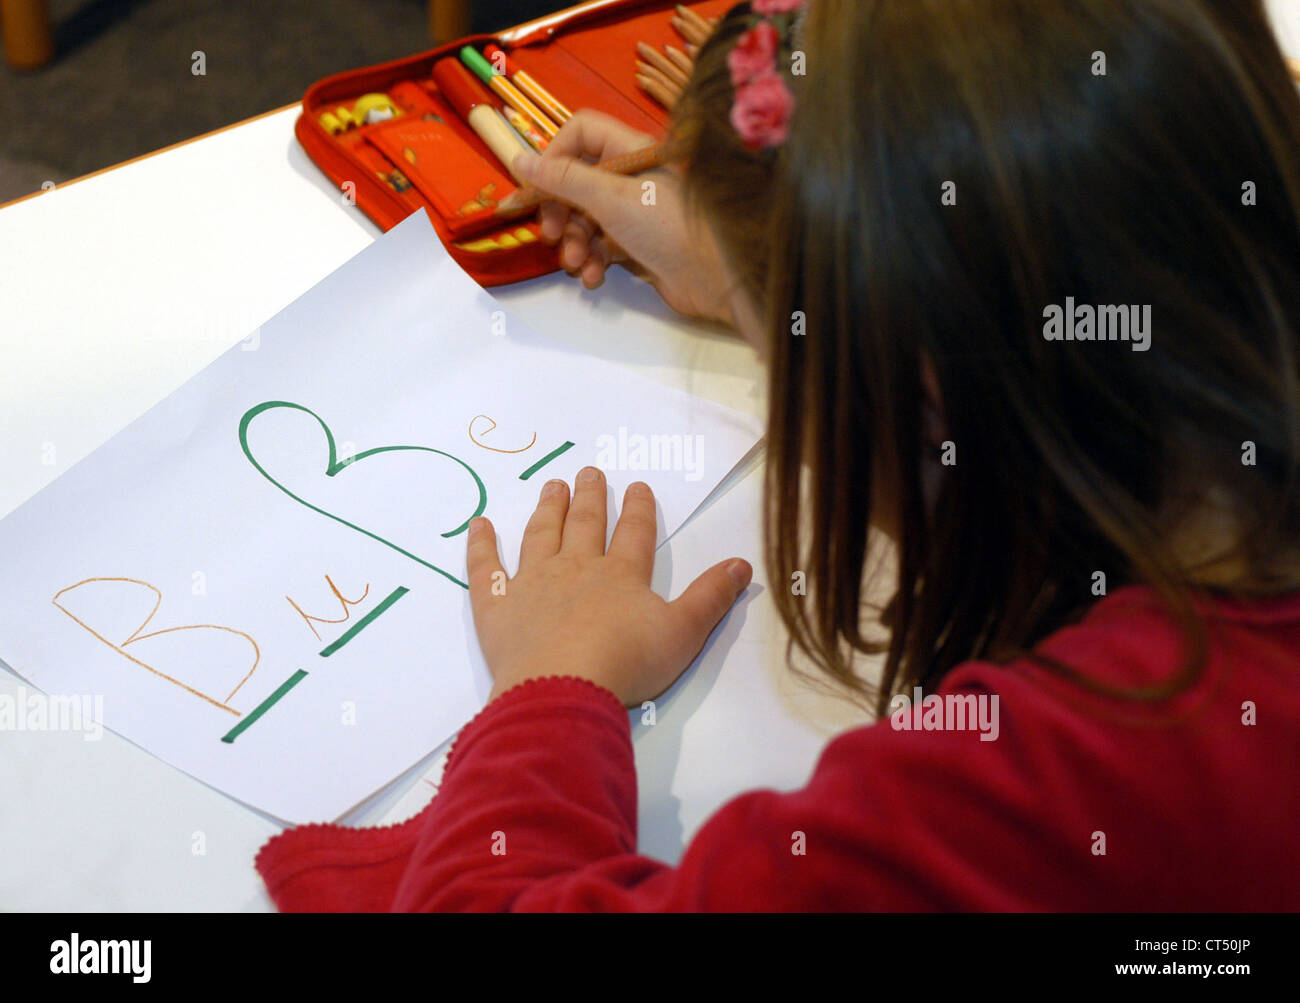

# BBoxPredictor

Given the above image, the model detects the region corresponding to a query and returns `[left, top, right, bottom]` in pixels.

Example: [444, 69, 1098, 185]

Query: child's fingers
[518, 479, 570, 569]
[607, 481, 658, 582]
[581, 258, 607, 289]
[580, 236, 613, 288]
[668, 558, 752, 650]
[523, 112, 654, 243]
[561, 467, 608, 556]
[561, 216, 596, 271]
[544, 109, 658, 165]
[513, 147, 646, 232]
[466, 517, 506, 604]
[539, 200, 570, 243]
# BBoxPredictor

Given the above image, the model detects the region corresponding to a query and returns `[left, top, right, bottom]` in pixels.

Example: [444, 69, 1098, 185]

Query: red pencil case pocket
[365, 115, 513, 236]
[294, 0, 736, 287]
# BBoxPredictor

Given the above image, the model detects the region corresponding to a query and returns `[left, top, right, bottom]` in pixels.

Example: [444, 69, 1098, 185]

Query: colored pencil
[484, 44, 574, 124]
[676, 5, 714, 43]
[637, 42, 690, 87]
[433, 57, 531, 179]
[637, 61, 684, 100]
[664, 45, 694, 78]
[461, 45, 560, 139]
[671, 14, 709, 47]
[637, 73, 678, 109]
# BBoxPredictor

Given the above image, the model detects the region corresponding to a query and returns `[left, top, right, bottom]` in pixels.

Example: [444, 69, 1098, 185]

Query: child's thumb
[669, 559, 753, 648]
[514, 150, 640, 227]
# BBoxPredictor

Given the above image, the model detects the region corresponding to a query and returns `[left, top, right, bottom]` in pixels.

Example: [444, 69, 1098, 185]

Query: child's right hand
[512, 110, 738, 328]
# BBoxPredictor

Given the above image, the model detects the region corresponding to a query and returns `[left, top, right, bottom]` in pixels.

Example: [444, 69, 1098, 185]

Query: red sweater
[254, 586, 1300, 910]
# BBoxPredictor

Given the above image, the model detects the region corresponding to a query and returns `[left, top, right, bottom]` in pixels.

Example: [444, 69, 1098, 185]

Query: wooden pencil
[664, 45, 694, 78]
[638, 42, 690, 87]
[671, 14, 709, 46]
[484, 44, 574, 124]
[676, 5, 714, 40]
[637, 60, 685, 99]
[637, 72, 679, 109]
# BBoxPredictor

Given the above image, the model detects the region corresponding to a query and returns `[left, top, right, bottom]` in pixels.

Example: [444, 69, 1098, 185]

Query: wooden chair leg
[429, 0, 471, 44]
[1, 0, 54, 69]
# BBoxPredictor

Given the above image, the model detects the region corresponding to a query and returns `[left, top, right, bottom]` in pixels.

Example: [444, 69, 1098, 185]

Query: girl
[256, 0, 1300, 909]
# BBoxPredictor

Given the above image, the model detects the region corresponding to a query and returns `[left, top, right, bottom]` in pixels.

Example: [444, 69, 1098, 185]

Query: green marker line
[319, 586, 409, 657]
[238, 401, 483, 590]
[520, 441, 575, 480]
[221, 669, 308, 744]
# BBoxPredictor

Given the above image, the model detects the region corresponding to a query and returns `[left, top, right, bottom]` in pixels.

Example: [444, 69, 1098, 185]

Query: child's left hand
[466, 466, 752, 707]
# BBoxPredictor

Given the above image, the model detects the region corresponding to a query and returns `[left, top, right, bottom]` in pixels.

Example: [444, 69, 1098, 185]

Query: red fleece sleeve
[387, 675, 982, 911]
[260, 671, 1119, 911]
[257, 589, 1300, 912]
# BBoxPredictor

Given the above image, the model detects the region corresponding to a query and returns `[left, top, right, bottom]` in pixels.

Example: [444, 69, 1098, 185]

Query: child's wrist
[486, 672, 619, 706]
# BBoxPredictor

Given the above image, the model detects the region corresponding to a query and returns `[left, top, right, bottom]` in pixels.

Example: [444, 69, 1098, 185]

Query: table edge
[0, 102, 299, 212]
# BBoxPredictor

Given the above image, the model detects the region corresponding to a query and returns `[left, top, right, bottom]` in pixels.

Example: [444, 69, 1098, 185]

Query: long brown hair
[673, 0, 1300, 715]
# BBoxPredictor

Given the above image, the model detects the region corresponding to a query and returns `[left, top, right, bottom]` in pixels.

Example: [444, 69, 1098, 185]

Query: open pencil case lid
[296, 0, 735, 287]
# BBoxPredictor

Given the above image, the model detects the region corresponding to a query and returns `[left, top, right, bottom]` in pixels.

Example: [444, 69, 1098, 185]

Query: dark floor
[0, 0, 564, 202]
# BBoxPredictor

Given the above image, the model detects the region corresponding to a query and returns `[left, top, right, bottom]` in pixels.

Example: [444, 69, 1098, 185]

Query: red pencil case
[295, 0, 735, 287]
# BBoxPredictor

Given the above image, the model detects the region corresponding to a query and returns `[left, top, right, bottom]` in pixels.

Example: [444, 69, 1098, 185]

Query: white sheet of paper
[0, 210, 761, 824]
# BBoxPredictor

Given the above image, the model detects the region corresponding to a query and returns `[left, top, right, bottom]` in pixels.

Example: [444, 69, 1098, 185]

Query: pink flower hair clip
[727, 0, 805, 150]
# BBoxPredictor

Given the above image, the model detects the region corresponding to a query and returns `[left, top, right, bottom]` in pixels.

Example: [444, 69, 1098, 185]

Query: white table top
[0, 108, 873, 912]
[2, 2, 1296, 909]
